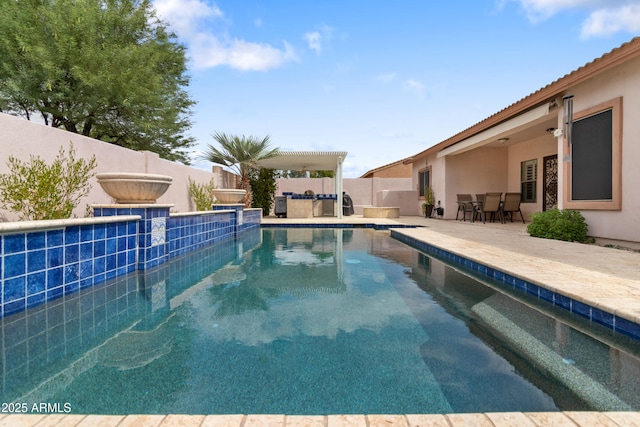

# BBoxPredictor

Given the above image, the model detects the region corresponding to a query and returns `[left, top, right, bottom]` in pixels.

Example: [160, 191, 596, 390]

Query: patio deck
[5, 215, 640, 427]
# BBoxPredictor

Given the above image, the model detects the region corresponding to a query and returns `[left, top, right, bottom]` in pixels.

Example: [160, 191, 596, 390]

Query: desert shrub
[527, 208, 589, 242]
[188, 177, 216, 211]
[0, 144, 97, 220]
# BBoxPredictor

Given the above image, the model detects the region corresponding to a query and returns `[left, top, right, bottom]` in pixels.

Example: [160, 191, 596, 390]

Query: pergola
[255, 151, 348, 219]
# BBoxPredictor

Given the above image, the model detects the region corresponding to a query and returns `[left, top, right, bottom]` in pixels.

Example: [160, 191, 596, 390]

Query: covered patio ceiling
[255, 151, 348, 172]
[256, 151, 348, 219]
[437, 101, 559, 157]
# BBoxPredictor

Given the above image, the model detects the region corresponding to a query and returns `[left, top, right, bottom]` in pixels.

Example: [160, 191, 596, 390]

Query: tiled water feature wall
[0, 205, 261, 317]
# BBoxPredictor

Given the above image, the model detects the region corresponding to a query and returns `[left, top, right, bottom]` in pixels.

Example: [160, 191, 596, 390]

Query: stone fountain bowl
[96, 173, 173, 204]
[212, 189, 246, 204]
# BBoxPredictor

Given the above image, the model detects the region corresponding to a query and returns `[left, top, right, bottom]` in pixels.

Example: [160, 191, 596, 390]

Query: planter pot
[212, 189, 246, 204]
[96, 173, 173, 204]
[425, 204, 435, 218]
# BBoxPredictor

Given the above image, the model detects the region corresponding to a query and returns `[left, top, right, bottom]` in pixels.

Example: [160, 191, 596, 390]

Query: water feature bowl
[96, 173, 173, 204]
[212, 189, 246, 204]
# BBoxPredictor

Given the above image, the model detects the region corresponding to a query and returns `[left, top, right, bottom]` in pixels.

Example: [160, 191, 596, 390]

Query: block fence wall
[0, 205, 261, 318]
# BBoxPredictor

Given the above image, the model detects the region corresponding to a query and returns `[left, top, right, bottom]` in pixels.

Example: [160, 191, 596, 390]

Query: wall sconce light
[498, 138, 509, 144]
[546, 127, 556, 134]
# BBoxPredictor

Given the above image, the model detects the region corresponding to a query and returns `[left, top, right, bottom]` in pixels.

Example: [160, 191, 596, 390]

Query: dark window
[419, 169, 430, 198]
[571, 109, 613, 200]
[520, 159, 537, 203]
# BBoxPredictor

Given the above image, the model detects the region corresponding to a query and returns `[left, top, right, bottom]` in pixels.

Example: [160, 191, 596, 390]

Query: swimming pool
[1, 227, 639, 414]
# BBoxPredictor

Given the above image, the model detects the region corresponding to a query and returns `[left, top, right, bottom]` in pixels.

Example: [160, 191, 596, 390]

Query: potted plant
[424, 187, 435, 218]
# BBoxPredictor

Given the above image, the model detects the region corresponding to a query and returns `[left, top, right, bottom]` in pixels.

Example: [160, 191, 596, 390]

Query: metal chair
[480, 192, 504, 223]
[456, 194, 475, 222]
[501, 192, 525, 223]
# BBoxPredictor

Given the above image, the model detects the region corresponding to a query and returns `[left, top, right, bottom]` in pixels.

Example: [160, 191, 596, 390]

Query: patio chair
[501, 192, 525, 223]
[474, 194, 485, 221]
[480, 192, 504, 223]
[456, 194, 475, 222]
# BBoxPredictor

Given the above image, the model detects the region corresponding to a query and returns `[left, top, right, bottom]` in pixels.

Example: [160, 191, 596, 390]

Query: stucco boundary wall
[275, 177, 418, 215]
[0, 113, 239, 222]
[0, 204, 262, 318]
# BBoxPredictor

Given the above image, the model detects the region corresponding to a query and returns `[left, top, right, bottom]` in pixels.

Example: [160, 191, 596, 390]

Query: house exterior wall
[442, 148, 508, 219]
[408, 45, 640, 242]
[364, 161, 412, 178]
[507, 134, 557, 219]
[0, 113, 237, 221]
[559, 55, 640, 242]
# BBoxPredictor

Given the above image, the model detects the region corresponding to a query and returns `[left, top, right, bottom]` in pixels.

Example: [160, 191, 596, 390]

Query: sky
[151, 0, 640, 178]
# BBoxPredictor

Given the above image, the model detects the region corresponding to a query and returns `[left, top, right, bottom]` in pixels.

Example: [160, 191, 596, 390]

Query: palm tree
[201, 132, 279, 207]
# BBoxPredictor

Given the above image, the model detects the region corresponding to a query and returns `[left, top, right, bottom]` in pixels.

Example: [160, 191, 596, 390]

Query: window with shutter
[521, 159, 537, 203]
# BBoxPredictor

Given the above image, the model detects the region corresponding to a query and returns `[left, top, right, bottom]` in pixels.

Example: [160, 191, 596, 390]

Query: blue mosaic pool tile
[106, 254, 117, 271]
[590, 307, 614, 328]
[514, 277, 527, 292]
[80, 242, 92, 260]
[28, 250, 46, 272]
[47, 247, 63, 268]
[47, 229, 64, 247]
[554, 293, 571, 310]
[525, 283, 540, 297]
[105, 269, 117, 281]
[539, 287, 554, 302]
[4, 233, 25, 253]
[65, 263, 79, 284]
[27, 272, 46, 295]
[80, 260, 93, 278]
[27, 292, 45, 309]
[571, 299, 592, 319]
[93, 257, 106, 275]
[64, 281, 78, 295]
[5, 253, 26, 278]
[94, 224, 106, 240]
[106, 223, 117, 238]
[615, 316, 640, 339]
[27, 232, 46, 250]
[66, 226, 80, 244]
[4, 298, 25, 316]
[65, 244, 79, 264]
[4, 276, 26, 301]
[390, 230, 640, 342]
[47, 285, 63, 300]
[46, 267, 63, 289]
[80, 225, 93, 242]
[106, 238, 116, 254]
[93, 240, 106, 257]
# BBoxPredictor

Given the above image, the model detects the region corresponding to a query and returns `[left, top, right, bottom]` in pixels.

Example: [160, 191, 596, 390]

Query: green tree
[250, 167, 277, 215]
[201, 132, 279, 207]
[0, 0, 195, 163]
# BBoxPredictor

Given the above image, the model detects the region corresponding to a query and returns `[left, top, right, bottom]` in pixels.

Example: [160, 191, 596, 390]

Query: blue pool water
[2, 227, 639, 414]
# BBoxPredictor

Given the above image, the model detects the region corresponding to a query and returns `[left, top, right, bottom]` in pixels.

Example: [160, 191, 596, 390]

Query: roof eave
[406, 37, 640, 164]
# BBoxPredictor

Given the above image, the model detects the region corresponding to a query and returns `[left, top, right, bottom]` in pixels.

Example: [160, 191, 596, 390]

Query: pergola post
[336, 155, 343, 219]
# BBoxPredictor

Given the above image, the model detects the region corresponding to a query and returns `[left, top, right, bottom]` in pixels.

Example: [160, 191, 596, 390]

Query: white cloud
[580, 4, 640, 37]
[376, 72, 397, 83]
[153, 0, 297, 71]
[153, 0, 223, 35]
[303, 25, 334, 55]
[304, 32, 322, 55]
[404, 79, 425, 97]
[502, 0, 640, 37]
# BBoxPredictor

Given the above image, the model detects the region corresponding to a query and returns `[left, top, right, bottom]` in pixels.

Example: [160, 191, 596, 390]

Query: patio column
[336, 155, 343, 219]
